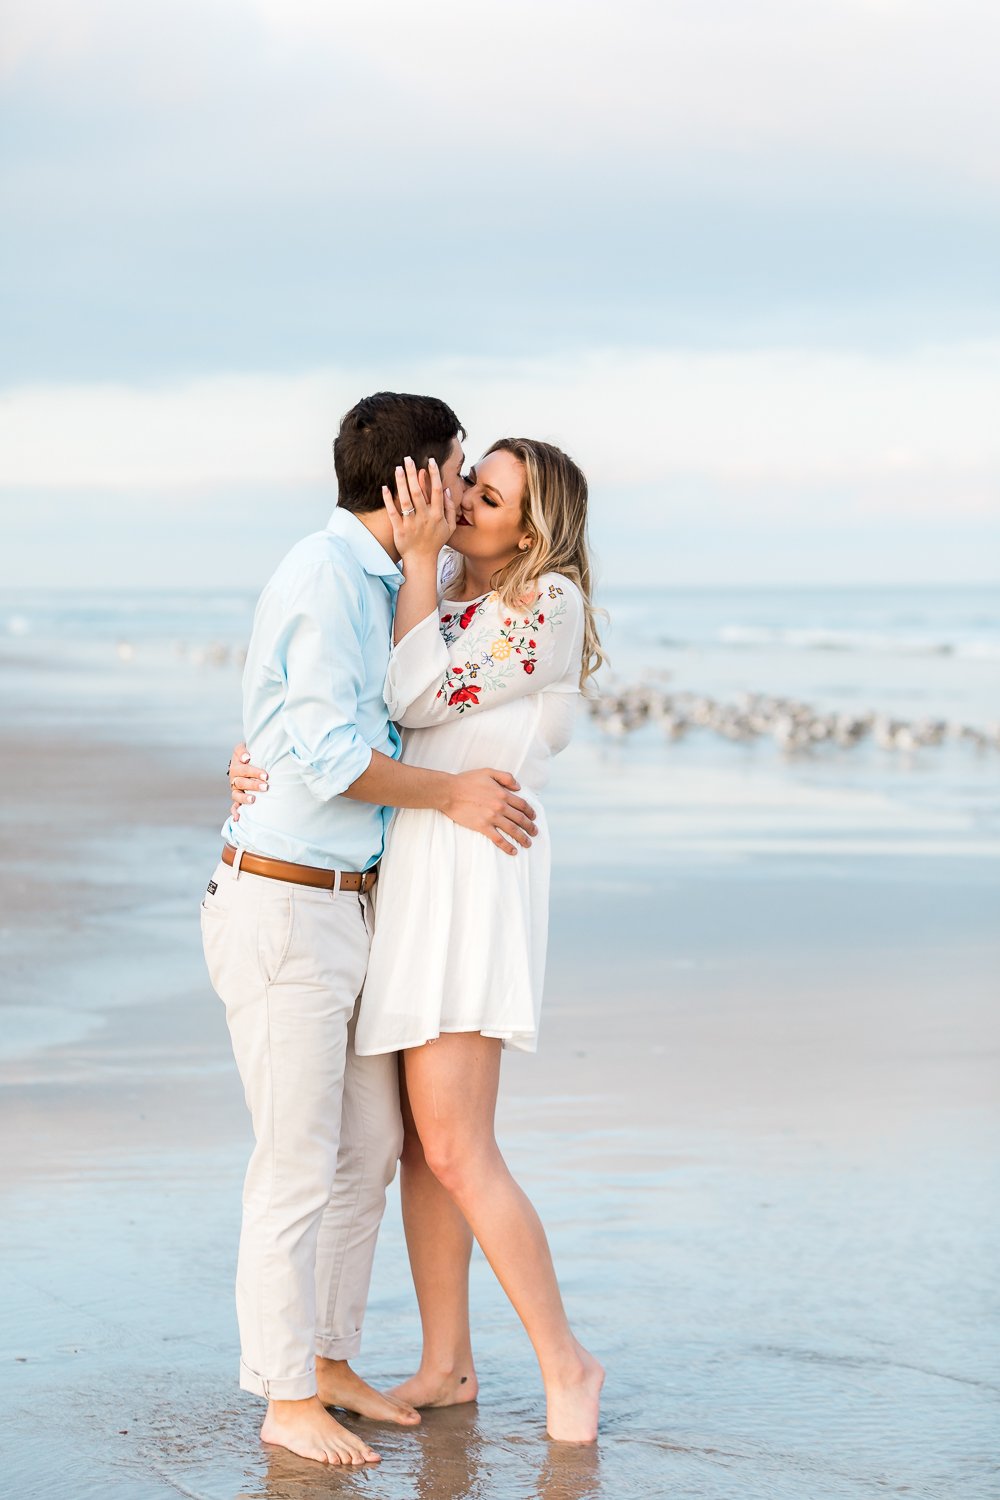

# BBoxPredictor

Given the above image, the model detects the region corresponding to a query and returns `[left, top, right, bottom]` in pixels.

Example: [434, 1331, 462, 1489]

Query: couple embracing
[200, 391, 605, 1467]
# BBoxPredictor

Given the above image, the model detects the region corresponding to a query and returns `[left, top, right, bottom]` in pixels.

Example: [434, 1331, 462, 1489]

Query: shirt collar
[325, 507, 403, 592]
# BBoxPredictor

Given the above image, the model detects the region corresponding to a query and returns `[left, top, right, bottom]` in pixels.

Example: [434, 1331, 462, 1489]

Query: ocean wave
[714, 626, 1000, 659]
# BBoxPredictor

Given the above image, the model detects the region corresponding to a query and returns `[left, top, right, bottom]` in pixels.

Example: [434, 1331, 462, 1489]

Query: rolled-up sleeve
[267, 561, 374, 800]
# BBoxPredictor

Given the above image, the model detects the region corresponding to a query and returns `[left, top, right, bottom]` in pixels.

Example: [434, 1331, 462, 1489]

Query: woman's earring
[519, 539, 531, 552]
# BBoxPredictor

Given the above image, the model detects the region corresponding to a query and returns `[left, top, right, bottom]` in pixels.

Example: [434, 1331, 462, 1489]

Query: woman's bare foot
[316, 1357, 420, 1425]
[544, 1346, 605, 1444]
[389, 1364, 479, 1409]
[260, 1395, 380, 1465]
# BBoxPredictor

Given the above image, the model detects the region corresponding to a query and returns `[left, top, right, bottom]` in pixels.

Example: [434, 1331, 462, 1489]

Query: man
[200, 392, 537, 1466]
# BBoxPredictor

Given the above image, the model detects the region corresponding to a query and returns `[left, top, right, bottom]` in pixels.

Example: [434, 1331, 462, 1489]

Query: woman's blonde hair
[445, 437, 605, 687]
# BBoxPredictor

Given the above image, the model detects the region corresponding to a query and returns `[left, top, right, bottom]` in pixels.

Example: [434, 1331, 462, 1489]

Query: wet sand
[2, 653, 999, 1500]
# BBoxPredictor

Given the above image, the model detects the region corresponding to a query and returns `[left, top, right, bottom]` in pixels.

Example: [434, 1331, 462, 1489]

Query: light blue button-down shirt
[222, 508, 403, 871]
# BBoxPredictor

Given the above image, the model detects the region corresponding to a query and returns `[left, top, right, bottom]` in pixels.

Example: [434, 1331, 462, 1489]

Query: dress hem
[355, 1024, 538, 1057]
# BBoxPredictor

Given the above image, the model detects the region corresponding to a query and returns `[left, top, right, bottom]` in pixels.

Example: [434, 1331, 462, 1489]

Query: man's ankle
[268, 1394, 321, 1413]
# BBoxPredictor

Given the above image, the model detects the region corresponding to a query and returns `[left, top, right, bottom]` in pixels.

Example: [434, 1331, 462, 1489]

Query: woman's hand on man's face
[382, 455, 457, 564]
[228, 741, 268, 821]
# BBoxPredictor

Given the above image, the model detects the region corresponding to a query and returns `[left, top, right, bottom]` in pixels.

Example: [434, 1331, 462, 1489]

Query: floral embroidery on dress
[439, 596, 490, 647]
[434, 583, 568, 712]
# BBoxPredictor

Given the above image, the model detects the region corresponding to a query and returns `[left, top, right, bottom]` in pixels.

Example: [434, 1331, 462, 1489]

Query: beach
[2, 589, 999, 1500]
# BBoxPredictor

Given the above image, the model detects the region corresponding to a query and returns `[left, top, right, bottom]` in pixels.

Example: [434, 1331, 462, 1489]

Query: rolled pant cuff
[316, 1330, 363, 1360]
[239, 1359, 318, 1401]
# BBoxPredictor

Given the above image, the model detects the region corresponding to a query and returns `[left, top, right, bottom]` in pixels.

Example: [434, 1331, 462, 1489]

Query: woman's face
[449, 449, 529, 568]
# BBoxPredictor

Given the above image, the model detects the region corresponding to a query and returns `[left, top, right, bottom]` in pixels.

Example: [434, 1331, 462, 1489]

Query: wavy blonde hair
[444, 437, 605, 687]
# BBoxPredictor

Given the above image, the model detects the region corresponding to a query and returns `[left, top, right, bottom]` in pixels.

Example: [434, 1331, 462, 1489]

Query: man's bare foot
[389, 1365, 479, 1409]
[260, 1395, 380, 1465]
[544, 1345, 605, 1443]
[316, 1357, 420, 1426]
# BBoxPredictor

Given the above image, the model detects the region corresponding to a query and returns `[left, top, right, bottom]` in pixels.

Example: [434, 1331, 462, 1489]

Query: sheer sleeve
[384, 575, 584, 729]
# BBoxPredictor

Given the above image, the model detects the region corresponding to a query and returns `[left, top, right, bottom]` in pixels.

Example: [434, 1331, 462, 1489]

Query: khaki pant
[200, 856, 402, 1400]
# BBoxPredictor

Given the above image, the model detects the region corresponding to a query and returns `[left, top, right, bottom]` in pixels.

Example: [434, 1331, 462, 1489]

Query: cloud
[3, 3, 998, 587]
[2, 345, 998, 518]
[5, 0, 999, 191]
[3, 0, 999, 385]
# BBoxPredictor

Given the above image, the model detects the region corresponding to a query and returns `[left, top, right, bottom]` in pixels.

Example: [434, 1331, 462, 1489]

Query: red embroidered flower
[529, 639, 536, 649]
[441, 613, 453, 624]
[452, 666, 464, 674]
[537, 613, 544, 624]
[448, 684, 482, 706]
[459, 603, 478, 631]
[522, 660, 535, 674]
[504, 617, 512, 626]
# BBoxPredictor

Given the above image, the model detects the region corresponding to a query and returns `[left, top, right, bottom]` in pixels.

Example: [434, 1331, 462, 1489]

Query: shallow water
[4, 1103, 998, 1499]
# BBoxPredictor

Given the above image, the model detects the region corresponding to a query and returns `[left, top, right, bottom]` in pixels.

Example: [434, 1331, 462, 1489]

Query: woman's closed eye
[465, 466, 499, 507]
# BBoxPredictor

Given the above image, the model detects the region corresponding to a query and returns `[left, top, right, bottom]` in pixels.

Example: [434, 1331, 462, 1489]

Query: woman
[233, 438, 604, 1442]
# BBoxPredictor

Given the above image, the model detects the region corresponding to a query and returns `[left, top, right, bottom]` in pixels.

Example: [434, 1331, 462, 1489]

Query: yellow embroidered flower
[491, 639, 512, 660]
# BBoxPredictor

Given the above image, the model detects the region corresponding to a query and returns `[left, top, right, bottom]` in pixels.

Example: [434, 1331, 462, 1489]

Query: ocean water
[602, 583, 1000, 721]
[4, 581, 998, 661]
[3, 581, 997, 721]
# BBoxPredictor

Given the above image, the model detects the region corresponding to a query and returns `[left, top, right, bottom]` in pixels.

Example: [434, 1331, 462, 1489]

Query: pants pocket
[256, 890, 296, 986]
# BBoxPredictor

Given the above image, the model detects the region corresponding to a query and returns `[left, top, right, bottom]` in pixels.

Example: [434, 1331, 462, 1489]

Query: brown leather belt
[222, 844, 378, 893]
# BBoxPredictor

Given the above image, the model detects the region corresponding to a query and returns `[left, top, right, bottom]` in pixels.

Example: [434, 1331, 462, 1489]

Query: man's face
[439, 435, 467, 511]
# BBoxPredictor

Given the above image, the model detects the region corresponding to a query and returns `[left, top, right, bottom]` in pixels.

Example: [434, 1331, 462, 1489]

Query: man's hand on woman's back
[441, 769, 538, 856]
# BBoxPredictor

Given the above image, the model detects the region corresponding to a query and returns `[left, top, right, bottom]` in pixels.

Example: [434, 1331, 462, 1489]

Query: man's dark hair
[333, 392, 465, 514]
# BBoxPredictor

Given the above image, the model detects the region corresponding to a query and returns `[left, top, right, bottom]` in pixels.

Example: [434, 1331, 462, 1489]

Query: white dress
[354, 571, 585, 1056]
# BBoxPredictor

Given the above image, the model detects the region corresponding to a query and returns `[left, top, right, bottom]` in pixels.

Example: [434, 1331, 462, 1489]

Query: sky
[2, 0, 999, 589]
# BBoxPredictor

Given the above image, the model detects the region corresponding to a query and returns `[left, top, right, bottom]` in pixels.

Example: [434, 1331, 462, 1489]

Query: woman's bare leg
[391, 1054, 478, 1407]
[403, 1033, 603, 1442]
